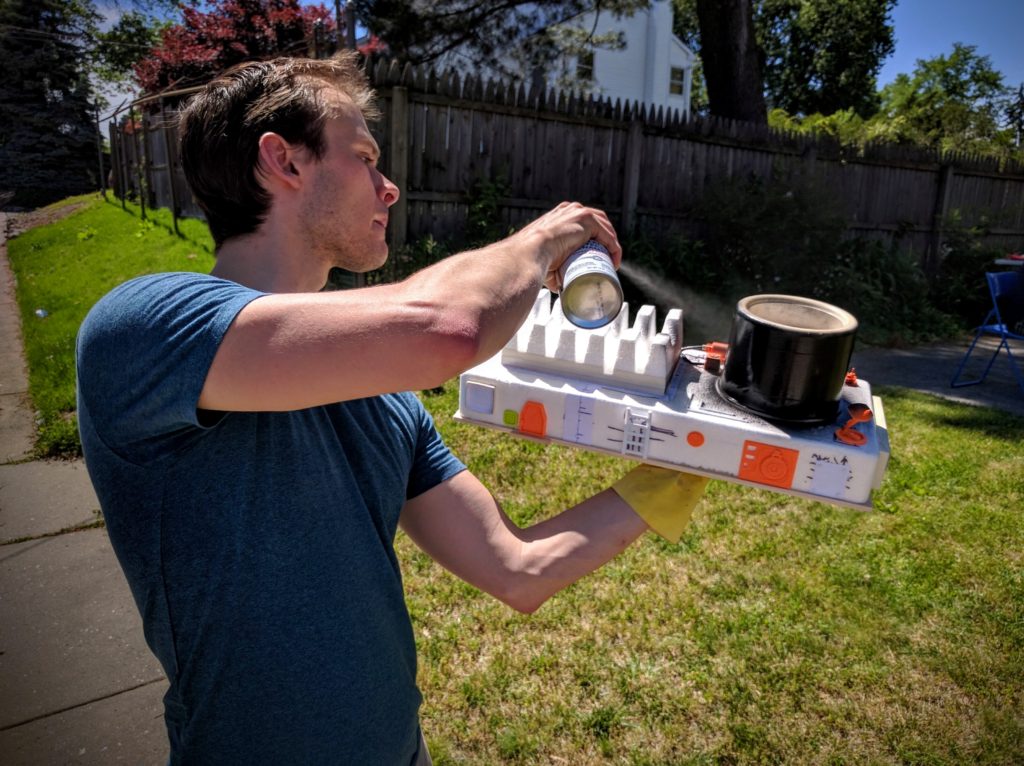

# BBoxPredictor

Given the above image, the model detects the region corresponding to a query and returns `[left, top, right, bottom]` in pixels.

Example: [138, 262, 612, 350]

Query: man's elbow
[420, 314, 485, 384]
[507, 596, 544, 616]
[494, 577, 551, 615]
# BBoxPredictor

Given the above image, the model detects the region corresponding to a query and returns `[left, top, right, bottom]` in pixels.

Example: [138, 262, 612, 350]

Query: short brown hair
[179, 52, 380, 248]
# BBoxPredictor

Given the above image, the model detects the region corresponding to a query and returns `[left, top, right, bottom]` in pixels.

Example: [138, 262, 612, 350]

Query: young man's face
[299, 93, 399, 274]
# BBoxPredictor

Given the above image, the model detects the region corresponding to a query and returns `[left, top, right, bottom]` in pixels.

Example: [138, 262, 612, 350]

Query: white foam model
[502, 292, 683, 395]
[456, 291, 890, 510]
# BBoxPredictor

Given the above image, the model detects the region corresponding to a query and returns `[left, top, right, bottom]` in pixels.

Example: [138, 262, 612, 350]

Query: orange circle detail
[760, 454, 789, 481]
[687, 431, 705, 447]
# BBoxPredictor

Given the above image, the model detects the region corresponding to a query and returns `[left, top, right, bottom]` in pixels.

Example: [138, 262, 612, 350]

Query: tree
[94, 9, 168, 87]
[877, 43, 1014, 155]
[350, 0, 649, 80]
[694, 0, 766, 123]
[133, 0, 336, 94]
[769, 44, 1022, 163]
[0, 0, 101, 207]
[674, 0, 894, 119]
[1007, 83, 1024, 149]
[757, 0, 895, 117]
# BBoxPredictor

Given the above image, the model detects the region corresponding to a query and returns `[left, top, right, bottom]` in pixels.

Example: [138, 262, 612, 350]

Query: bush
[818, 238, 959, 345]
[930, 214, 1010, 329]
[694, 171, 848, 299]
[626, 173, 961, 346]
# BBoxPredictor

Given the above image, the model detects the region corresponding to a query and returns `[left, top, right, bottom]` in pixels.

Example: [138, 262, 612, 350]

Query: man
[76, 53, 707, 765]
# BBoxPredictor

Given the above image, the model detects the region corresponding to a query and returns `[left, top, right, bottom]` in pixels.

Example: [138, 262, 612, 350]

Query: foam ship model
[455, 291, 890, 510]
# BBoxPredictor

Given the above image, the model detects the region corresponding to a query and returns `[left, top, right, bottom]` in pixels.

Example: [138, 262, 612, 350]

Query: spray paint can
[557, 240, 624, 329]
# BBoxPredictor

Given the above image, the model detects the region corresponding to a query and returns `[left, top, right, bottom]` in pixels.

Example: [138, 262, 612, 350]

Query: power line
[0, 23, 92, 41]
[0, 23, 155, 51]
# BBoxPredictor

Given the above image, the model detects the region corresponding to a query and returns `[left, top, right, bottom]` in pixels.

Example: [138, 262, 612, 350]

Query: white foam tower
[501, 290, 684, 395]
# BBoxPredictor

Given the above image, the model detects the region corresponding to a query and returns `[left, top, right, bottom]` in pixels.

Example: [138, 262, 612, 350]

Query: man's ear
[256, 132, 305, 191]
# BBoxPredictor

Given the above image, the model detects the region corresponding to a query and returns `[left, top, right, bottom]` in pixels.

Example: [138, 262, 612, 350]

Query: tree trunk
[695, 0, 766, 124]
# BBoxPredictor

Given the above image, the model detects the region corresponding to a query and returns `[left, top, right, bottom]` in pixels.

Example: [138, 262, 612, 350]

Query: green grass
[6, 194, 215, 457]
[407, 384, 1024, 765]
[7, 196, 1024, 763]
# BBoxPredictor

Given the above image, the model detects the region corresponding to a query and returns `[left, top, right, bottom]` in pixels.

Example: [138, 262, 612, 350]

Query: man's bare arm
[399, 471, 649, 614]
[198, 203, 621, 412]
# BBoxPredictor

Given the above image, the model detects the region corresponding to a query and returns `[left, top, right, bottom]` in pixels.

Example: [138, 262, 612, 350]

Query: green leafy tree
[1007, 83, 1024, 148]
[0, 0, 101, 207]
[769, 45, 1022, 162]
[674, 0, 895, 118]
[133, 0, 335, 93]
[757, 0, 895, 117]
[876, 43, 1014, 155]
[351, 0, 649, 82]
[93, 9, 168, 86]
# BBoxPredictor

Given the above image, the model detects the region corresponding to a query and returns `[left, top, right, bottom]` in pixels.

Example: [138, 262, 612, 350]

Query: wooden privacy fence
[111, 59, 1024, 272]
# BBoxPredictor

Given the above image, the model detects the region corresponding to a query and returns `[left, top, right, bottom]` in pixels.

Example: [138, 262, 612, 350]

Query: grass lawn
[6, 195, 1024, 764]
[414, 385, 1023, 765]
[6, 194, 215, 456]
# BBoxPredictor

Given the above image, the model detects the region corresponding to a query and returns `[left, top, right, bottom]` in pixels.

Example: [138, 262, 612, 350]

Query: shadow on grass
[876, 385, 1024, 440]
[103, 195, 213, 255]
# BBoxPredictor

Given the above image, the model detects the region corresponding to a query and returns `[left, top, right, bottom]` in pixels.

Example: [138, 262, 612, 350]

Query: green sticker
[503, 409, 518, 426]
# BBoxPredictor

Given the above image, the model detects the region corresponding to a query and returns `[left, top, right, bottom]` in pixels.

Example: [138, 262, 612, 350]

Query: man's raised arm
[198, 203, 621, 412]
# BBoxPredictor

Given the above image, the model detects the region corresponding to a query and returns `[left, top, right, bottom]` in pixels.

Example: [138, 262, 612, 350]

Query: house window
[577, 50, 594, 82]
[670, 66, 685, 95]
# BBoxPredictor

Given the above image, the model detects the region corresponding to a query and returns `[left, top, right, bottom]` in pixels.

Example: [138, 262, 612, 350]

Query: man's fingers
[516, 202, 622, 287]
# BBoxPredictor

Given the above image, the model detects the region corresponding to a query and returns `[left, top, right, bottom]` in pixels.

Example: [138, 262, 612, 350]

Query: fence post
[94, 104, 106, 199]
[160, 100, 181, 236]
[134, 112, 148, 220]
[389, 86, 410, 252]
[119, 125, 129, 210]
[143, 112, 156, 212]
[927, 163, 954, 277]
[621, 119, 643, 237]
[108, 122, 120, 204]
[111, 123, 127, 210]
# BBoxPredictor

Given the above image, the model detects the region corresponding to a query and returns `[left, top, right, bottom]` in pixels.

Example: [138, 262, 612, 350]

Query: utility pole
[345, 2, 357, 49]
[335, 1, 357, 49]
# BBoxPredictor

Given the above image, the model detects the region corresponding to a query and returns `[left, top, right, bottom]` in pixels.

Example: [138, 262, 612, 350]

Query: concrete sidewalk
[0, 208, 1021, 764]
[1, 213, 167, 764]
[850, 336, 1024, 419]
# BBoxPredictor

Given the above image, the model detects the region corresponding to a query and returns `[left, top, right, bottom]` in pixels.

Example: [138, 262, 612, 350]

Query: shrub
[930, 213, 1010, 329]
[626, 173, 961, 346]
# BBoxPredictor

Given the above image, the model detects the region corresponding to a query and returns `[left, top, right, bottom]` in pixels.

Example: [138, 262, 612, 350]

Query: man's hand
[612, 465, 710, 543]
[510, 202, 622, 292]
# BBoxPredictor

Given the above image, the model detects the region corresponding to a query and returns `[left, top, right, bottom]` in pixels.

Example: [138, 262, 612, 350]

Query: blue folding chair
[951, 271, 1024, 394]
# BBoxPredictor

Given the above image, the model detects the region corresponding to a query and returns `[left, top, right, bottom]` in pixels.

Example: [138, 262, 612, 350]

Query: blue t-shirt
[76, 273, 465, 765]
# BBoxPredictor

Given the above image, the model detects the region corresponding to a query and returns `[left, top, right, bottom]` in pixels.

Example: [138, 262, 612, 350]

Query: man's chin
[338, 244, 389, 274]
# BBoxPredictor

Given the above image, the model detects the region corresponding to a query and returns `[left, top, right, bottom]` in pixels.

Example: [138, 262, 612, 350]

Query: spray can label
[558, 240, 624, 329]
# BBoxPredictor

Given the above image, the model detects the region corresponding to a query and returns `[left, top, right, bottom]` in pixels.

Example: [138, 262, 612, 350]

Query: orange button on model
[519, 400, 547, 437]
[835, 402, 872, 446]
[687, 431, 705, 447]
[737, 440, 800, 489]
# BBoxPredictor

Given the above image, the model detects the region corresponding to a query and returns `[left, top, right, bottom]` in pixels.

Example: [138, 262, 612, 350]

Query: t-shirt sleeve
[404, 395, 466, 500]
[76, 273, 264, 458]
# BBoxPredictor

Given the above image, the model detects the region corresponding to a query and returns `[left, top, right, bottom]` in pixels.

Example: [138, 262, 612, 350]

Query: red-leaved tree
[135, 0, 335, 93]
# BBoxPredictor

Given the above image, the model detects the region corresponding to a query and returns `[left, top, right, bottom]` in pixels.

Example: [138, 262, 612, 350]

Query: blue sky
[878, 0, 1024, 88]
[97, 0, 1024, 115]
[304, 0, 1024, 89]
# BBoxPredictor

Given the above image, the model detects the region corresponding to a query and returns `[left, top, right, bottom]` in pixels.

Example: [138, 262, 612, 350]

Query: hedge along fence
[110, 58, 1024, 275]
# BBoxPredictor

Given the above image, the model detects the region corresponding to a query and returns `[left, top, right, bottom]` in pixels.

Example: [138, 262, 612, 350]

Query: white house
[435, 1, 695, 116]
[550, 0, 695, 116]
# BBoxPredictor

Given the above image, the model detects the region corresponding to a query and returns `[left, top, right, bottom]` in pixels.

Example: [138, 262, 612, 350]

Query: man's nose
[379, 174, 400, 207]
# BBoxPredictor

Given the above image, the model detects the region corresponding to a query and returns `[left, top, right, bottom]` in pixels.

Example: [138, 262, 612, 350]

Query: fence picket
[110, 60, 1024, 259]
